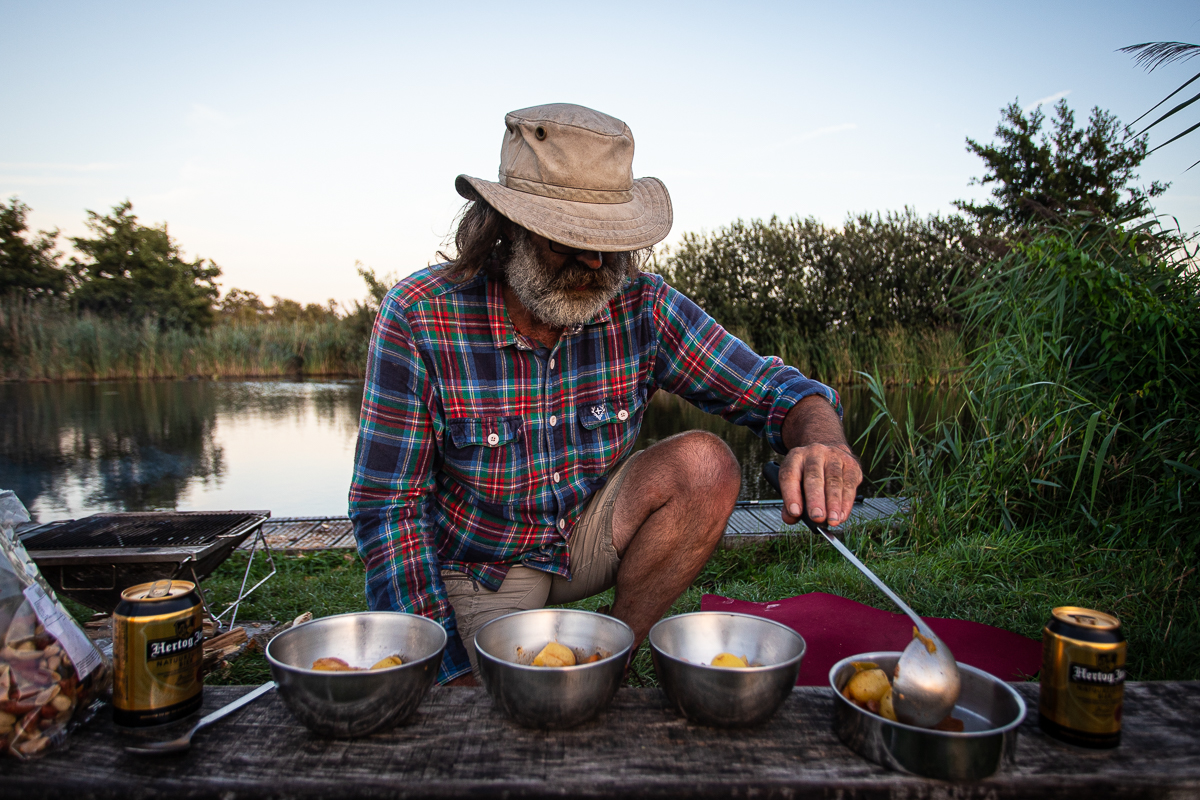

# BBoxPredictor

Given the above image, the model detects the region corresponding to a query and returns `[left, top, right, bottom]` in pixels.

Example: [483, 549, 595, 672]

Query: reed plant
[0, 297, 371, 381]
[850, 218, 1200, 679]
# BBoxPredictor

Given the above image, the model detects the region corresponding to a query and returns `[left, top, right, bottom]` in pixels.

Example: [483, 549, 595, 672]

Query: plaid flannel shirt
[348, 266, 841, 683]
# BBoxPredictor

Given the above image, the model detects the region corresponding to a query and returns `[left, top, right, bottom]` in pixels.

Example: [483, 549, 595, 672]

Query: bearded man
[349, 103, 862, 685]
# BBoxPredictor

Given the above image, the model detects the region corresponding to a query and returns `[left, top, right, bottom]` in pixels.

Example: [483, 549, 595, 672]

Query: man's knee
[654, 430, 741, 527]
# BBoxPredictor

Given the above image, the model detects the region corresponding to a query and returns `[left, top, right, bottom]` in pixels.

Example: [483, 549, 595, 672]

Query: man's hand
[446, 674, 479, 687]
[777, 443, 862, 527]
[779, 395, 863, 527]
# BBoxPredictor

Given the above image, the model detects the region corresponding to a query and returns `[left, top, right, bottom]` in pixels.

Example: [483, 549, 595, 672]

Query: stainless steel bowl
[475, 609, 634, 729]
[649, 611, 806, 727]
[830, 652, 1027, 781]
[265, 611, 447, 737]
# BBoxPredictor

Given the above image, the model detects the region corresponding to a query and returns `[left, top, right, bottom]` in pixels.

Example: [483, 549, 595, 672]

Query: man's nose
[578, 251, 603, 270]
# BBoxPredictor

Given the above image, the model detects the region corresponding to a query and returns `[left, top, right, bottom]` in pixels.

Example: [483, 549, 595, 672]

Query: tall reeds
[861, 219, 1200, 678]
[0, 297, 371, 381]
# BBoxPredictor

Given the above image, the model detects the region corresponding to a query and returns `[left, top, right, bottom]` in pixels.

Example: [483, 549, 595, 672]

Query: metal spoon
[124, 681, 276, 755]
[762, 462, 960, 727]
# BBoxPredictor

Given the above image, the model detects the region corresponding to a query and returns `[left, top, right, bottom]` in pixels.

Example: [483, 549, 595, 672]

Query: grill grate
[21, 512, 260, 550]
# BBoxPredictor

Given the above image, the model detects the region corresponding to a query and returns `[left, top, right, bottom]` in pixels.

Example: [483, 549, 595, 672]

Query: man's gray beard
[505, 232, 629, 328]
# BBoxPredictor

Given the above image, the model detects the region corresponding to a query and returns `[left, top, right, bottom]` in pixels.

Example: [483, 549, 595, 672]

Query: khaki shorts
[441, 453, 638, 675]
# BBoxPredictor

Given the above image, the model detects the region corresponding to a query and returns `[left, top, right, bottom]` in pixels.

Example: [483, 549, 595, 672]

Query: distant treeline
[2, 197, 976, 384]
[0, 99, 1185, 386]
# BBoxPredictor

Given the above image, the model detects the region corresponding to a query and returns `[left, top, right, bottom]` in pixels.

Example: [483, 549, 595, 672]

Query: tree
[1120, 41, 1200, 170]
[956, 100, 1168, 227]
[69, 201, 222, 331]
[0, 197, 71, 298]
[218, 287, 270, 323]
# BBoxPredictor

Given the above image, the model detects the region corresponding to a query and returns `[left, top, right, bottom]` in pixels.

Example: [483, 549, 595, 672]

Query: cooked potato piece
[370, 655, 404, 670]
[846, 667, 891, 704]
[711, 652, 749, 668]
[879, 686, 898, 721]
[312, 657, 358, 671]
[532, 642, 576, 667]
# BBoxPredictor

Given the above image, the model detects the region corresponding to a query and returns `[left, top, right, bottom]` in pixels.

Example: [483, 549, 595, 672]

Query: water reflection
[0, 379, 954, 520]
[638, 385, 955, 499]
[0, 380, 363, 521]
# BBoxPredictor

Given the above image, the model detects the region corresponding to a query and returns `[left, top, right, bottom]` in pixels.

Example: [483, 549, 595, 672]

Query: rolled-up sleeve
[651, 282, 841, 454]
[348, 292, 471, 683]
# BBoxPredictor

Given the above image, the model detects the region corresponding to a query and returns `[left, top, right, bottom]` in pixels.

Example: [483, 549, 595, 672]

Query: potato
[879, 686, 898, 721]
[370, 655, 403, 670]
[846, 668, 891, 704]
[711, 652, 749, 668]
[312, 657, 358, 671]
[532, 642, 576, 667]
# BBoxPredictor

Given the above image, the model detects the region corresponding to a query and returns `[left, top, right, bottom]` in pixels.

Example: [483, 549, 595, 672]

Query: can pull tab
[146, 579, 173, 599]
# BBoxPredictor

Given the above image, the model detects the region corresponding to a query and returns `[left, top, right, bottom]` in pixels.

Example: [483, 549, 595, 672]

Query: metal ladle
[762, 462, 960, 727]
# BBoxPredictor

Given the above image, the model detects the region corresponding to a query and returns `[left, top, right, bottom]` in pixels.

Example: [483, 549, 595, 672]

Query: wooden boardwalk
[247, 497, 907, 553]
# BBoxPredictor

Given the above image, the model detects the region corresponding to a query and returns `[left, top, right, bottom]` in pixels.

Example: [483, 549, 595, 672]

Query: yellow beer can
[1038, 606, 1126, 748]
[112, 579, 204, 727]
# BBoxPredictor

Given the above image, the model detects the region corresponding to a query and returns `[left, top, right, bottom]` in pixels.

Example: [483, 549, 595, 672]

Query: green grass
[187, 522, 1197, 686]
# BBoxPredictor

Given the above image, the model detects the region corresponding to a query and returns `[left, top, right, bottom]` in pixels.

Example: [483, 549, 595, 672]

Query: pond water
[0, 379, 953, 522]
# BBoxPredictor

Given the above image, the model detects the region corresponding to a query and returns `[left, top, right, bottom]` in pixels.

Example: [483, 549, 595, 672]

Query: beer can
[112, 579, 205, 727]
[1038, 606, 1126, 748]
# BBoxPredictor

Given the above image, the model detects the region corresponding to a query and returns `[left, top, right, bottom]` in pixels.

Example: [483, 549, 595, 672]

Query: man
[350, 103, 862, 685]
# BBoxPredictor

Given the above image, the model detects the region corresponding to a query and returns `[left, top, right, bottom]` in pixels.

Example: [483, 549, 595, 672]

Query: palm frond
[1140, 89, 1200, 134]
[1120, 41, 1200, 71]
[1148, 118, 1200, 154]
[1122, 40, 1200, 151]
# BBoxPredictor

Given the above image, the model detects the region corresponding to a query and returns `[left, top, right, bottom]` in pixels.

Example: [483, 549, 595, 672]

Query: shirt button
[553, 471, 561, 483]
[486, 433, 499, 446]
[549, 358, 556, 369]
[617, 409, 629, 421]
[557, 519, 566, 530]
[549, 415, 557, 426]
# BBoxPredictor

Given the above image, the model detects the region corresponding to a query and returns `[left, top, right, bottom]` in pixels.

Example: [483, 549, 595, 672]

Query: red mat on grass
[701, 592, 1042, 686]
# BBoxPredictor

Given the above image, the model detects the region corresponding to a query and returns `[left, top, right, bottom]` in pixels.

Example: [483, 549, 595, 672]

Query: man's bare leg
[609, 430, 741, 646]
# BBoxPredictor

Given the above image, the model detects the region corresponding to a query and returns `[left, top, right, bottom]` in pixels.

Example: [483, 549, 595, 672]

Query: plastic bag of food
[0, 490, 112, 759]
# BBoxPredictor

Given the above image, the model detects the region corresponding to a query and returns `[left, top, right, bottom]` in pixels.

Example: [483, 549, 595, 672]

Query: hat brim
[455, 175, 672, 252]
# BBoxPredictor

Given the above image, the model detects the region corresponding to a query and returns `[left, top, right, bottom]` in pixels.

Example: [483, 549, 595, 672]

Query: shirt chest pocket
[576, 392, 644, 475]
[445, 416, 530, 500]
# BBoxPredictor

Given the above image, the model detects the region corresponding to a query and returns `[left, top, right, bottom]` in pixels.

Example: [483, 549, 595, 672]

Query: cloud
[187, 103, 234, 129]
[0, 162, 120, 172]
[795, 123, 858, 143]
[1024, 91, 1071, 113]
[752, 123, 858, 156]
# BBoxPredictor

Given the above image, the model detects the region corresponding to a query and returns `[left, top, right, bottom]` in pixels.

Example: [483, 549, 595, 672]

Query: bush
[870, 218, 1200, 553]
[658, 210, 990, 381]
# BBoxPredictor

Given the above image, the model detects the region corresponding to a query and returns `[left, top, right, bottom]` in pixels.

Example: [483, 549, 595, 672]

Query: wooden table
[4, 682, 1198, 799]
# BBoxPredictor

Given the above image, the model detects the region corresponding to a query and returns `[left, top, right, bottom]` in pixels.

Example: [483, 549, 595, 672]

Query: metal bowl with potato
[474, 608, 634, 729]
[649, 611, 806, 727]
[265, 611, 447, 738]
[830, 652, 1026, 781]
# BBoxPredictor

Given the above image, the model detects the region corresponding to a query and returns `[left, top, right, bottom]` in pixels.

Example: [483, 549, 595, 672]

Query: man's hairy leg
[609, 431, 741, 646]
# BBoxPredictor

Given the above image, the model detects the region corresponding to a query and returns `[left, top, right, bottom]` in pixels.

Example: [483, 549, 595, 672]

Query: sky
[3, 1, 1199, 307]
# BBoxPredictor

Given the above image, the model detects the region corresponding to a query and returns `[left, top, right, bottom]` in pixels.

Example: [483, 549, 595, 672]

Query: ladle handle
[195, 680, 276, 732]
[761, 462, 933, 638]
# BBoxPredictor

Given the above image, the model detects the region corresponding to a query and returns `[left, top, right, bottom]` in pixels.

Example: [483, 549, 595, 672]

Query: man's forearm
[781, 394, 852, 454]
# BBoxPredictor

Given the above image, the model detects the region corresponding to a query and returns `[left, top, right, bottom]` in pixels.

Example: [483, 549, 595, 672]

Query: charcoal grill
[22, 510, 274, 628]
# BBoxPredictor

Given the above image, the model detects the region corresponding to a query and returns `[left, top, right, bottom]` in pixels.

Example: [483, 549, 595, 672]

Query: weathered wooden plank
[251, 498, 908, 553]
[4, 683, 1197, 799]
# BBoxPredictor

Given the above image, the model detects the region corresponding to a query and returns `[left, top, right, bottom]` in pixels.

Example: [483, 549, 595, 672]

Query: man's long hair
[436, 200, 517, 282]
[436, 200, 652, 283]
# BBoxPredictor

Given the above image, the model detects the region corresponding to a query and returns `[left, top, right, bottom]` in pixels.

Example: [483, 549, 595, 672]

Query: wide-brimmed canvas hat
[455, 103, 672, 252]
